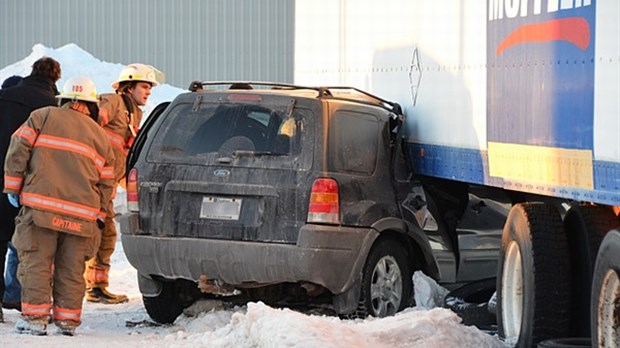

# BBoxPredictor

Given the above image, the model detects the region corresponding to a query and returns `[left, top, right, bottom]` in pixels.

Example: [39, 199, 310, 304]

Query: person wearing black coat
[0, 57, 61, 322]
[1, 74, 23, 314]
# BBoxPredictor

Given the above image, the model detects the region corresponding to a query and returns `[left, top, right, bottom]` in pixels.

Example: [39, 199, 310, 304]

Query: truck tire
[563, 204, 617, 336]
[143, 279, 199, 324]
[497, 203, 571, 347]
[590, 229, 620, 348]
[350, 238, 413, 318]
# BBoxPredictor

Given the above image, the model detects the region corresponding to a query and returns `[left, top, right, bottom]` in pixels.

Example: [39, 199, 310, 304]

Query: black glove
[96, 218, 105, 230]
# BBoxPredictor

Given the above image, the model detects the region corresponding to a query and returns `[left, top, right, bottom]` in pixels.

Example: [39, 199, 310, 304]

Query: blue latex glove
[7, 193, 20, 208]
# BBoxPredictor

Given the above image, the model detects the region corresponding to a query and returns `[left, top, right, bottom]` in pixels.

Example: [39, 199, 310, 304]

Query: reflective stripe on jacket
[3, 105, 115, 237]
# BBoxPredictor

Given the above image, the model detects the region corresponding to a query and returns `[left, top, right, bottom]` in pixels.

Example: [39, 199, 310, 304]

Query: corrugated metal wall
[0, 0, 294, 88]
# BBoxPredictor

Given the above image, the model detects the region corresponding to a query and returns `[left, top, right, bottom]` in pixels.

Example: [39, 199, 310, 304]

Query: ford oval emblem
[213, 169, 230, 177]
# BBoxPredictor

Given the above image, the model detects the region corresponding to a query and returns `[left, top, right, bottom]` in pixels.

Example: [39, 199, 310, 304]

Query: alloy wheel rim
[370, 255, 403, 317]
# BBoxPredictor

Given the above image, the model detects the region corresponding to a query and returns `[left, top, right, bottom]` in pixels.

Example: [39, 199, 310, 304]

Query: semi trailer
[294, 1, 619, 346]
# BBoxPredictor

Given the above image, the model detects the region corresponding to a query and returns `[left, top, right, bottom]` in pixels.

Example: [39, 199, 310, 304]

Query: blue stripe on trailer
[408, 142, 620, 206]
[407, 143, 486, 185]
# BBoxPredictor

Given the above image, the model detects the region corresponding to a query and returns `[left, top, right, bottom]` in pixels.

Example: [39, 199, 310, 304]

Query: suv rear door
[135, 92, 316, 244]
[325, 102, 402, 225]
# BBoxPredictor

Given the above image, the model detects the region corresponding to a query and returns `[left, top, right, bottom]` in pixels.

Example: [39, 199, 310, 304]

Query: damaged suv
[121, 82, 508, 324]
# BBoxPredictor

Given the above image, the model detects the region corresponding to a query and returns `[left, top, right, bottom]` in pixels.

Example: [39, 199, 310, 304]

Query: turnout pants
[12, 207, 96, 324]
[85, 199, 117, 288]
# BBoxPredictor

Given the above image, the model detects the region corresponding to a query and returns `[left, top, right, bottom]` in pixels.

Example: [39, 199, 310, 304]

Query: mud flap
[332, 278, 361, 314]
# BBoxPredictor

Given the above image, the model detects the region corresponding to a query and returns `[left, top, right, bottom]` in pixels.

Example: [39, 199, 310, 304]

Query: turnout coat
[3, 105, 115, 238]
[98, 93, 143, 182]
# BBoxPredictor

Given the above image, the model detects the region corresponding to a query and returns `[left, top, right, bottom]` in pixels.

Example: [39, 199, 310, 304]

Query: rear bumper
[120, 213, 378, 294]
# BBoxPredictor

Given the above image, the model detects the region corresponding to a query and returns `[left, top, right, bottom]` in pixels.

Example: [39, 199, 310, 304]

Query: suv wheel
[143, 279, 200, 324]
[353, 238, 412, 318]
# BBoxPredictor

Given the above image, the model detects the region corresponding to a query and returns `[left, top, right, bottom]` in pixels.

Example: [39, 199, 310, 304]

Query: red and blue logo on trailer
[487, 0, 595, 151]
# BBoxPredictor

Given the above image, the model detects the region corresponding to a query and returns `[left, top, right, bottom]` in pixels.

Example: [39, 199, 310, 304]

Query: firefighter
[4, 76, 115, 336]
[84, 63, 162, 304]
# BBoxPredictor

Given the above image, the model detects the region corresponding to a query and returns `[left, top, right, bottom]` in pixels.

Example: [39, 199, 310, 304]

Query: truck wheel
[352, 238, 413, 318]
[497, 203, 571, 347]
[563, 204, 617, 336]
[590, 229, 620, 348]
[143, 279, 199, 324]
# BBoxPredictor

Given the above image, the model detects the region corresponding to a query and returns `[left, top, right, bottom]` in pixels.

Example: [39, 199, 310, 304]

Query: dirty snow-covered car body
[120, 82, 508, 324]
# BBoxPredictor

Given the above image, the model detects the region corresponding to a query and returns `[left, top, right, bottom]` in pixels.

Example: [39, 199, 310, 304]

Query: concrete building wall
[0, 0, 294, 88]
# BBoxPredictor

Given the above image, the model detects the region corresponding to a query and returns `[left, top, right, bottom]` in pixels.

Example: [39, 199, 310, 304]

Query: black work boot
[85, 287, 128, 304]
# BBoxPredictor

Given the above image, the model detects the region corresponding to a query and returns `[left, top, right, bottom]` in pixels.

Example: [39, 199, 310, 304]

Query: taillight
[307, 178, 340, 224]
[127, 168, 139, 212]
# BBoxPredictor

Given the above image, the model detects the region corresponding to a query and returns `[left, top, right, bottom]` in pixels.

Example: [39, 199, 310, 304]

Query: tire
[143, 279, 200, 324]
[350, 238, 413, 318]
[497, 203, 571, 347]
[563, 204, 617, 336]
[590, 229, 620, 348]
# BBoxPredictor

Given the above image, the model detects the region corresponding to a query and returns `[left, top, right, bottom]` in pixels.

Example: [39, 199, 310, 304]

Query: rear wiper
[232, 150, 288, 157]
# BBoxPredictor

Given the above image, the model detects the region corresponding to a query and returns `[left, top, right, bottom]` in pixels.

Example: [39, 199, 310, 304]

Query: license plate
[200, 196, 242, 220]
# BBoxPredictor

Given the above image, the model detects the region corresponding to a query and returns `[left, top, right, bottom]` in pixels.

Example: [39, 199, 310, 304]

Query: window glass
[329, 110, 378, 175]
[147, 101, 311, 168]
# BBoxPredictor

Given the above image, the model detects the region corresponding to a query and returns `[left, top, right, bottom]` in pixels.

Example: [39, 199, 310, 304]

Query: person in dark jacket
[1, 75, 24, 314]
[0, 57, 61, 323]
[2, 76, 23, 89]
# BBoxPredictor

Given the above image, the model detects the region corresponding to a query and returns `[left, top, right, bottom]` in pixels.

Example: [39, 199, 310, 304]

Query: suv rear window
[147, 100, 313, 168]
[329, 110, 379, 175]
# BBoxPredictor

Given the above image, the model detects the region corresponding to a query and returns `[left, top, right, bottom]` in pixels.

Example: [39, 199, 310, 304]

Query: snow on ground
[0, 44, 508, 347]
[0, 238, 507, 347]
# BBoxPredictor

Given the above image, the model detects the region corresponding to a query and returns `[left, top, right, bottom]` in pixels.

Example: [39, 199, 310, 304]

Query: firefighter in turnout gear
[3, 76, 115, 336]
[84, 63, 163, 304]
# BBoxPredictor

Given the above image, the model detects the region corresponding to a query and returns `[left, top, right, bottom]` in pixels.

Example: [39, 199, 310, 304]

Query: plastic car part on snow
[443, 278, 496, 327]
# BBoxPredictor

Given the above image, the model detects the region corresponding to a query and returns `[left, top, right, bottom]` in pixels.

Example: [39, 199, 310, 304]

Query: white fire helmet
[111, 63, 164, 90]
[56, 76, 98, 103]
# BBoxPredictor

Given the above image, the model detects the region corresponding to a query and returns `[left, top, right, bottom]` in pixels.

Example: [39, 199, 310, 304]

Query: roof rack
[187, 81, 403, 115]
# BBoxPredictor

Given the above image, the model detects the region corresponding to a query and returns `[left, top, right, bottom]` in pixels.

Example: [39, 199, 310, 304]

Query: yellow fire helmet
[111, 63, 165, 90]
